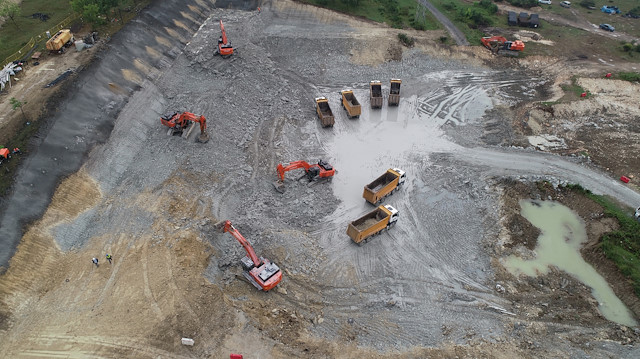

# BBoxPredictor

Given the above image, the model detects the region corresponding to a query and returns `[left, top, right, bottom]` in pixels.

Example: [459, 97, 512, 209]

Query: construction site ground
[1, 0, 640, 357]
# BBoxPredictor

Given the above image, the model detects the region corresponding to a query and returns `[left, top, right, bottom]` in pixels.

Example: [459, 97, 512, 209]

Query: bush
[506, 0, 538, 8]
[398, 33, 415, 47]
[478, 0, 498, 13]
[629, 6, 640, 17]
[463, 8, 493, 27]
[579, 0, 595, 8]
[622, 43, 634, 52]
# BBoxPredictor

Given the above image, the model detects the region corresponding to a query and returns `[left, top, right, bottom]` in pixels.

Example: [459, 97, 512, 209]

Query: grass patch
[561, 75, 591, 98]
[429, 0, 495, 45]
[617, 71, 640, 82]
[564, 184, 640, 297]
[298, 0, 441, 30]
[0, 0, 74, 63]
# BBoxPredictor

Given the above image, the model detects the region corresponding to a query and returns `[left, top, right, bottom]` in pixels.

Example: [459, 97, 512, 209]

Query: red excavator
[160, 112, 209, 143]
[216, 20, 233, 58]
[274, 159, 335, 193]
[215, 220, 282, 291]
[480, 36, 525, 57]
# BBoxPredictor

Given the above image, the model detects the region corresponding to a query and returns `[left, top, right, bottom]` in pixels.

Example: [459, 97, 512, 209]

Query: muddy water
[504, 200, 637, 327]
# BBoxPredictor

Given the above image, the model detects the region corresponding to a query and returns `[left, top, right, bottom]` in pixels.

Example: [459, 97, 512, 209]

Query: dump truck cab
[384, 204, 399, 226]
[393, 168, 406, 185]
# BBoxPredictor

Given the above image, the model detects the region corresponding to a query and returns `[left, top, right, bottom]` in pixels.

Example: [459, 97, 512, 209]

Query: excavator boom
[160, 111, 209, 143]
[215, 220, 282, 291]
[217, 20, 234, 57]
[274, 159, 335, 193]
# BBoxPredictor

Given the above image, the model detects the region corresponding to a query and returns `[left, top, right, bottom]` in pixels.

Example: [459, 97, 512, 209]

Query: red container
[606, 73, 612, 78]
[580, 92, 587, 97]
[230, 355, 243, 359]
[621, 176, 630, 183]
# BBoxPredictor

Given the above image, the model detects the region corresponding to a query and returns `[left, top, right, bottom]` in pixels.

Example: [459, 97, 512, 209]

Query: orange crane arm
[276, 161, 311, 181]
[218, 220, 262, 267]
[220, 20, 228, 45]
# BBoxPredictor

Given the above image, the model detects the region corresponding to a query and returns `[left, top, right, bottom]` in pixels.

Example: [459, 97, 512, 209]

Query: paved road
[419, 0, 469, 46]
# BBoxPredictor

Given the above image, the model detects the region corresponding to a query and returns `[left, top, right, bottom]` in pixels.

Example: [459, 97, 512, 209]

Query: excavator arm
[214, 220, 282, 291]
[216, 220, 261, 267]
[276, 161, 311, 181]
[220, 20, 228, 46]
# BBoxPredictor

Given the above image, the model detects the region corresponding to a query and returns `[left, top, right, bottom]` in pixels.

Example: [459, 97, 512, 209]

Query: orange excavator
[214, 220, 282, 291]
[274, 159, 335, 193]
[216, 20, 233, 58]
[480, 36, 524, 57]
[160, 112, 209, 143]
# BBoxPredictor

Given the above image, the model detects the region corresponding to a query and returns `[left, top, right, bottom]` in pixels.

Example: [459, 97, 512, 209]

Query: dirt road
[419, 0, 470, 45]
[0, 0, 639, 357]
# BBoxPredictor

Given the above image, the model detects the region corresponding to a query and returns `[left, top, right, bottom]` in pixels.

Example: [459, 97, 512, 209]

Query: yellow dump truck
[46, 29, 74, 53]
[369, 81, 383, 109]
[347, 204, 399, 245]
[363, 168, 406, 205]
[388, 79, 402, 106]
[341, 89, 361, 118]
[315, 97, 335, 127]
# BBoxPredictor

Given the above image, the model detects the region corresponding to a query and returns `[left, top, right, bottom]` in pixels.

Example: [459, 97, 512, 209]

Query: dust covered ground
[1, 0, 640, 358]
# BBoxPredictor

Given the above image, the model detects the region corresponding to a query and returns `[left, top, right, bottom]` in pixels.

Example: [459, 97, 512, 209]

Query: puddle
[504, 200, 637, 327]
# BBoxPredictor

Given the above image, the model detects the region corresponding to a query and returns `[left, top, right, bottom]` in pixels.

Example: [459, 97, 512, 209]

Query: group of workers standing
[92, 253, 113, 267]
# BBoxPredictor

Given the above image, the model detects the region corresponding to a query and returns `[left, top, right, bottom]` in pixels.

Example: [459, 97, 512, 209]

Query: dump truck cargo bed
[370, 81, 383, 109]
[315, 97, 334, 127]
[341, 90, 361, 118]
[388, 79, 401, 106]
[347, 205, 399, 244]
[363, 168, 406, 205]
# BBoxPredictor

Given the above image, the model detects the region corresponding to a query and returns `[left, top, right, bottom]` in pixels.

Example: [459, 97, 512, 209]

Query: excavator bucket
[273, 180, 285, 194]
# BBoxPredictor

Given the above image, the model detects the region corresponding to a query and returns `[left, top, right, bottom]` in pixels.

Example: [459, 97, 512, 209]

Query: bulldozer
[160, 112, 209, 143]
[273, 159, 335, 193]
[481, 36, 525, 57]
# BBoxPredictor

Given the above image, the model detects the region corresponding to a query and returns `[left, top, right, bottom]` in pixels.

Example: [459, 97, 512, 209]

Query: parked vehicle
[363, 168, 406, 205]
[315, 97, 335, 127]
[560, 1, 571, 8]
[635, 207, 640, 221]
[529, 14, 539, 28]
[518, 12, 530, 27]
[538, 0, 551, 4]
[341, 90, 361, 118]
[507, 11, 518, 26]
[369, 81, 383, 109]
[346, 205, 399, 245]
[599, 23, 615, 32]
[46, 29, 74, 53]
[388, 79, 402, 106]
[601, 6, 620, 14]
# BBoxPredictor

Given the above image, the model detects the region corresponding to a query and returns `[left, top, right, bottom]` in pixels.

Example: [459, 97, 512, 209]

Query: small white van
[560, 1, 571, 8]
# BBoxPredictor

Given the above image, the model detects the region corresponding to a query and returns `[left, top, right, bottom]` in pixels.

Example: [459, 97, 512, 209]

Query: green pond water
[504, 200, 637, 327]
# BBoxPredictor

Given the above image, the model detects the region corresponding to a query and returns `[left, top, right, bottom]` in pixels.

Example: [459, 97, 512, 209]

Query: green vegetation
[561, 76, 590, 98]
[0, 0, 142, 64]
[300, 0, 440, 30]
[565, 184, 640, 297]
[506, 0, 537, 8]
[0, 0, 21, 30]
[617, 72, 640, 82]
[430, 0, 497, 45]
[398, 33, 415, 47]
[0, 0, 74, 62]
[579, 0, 595, 9]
